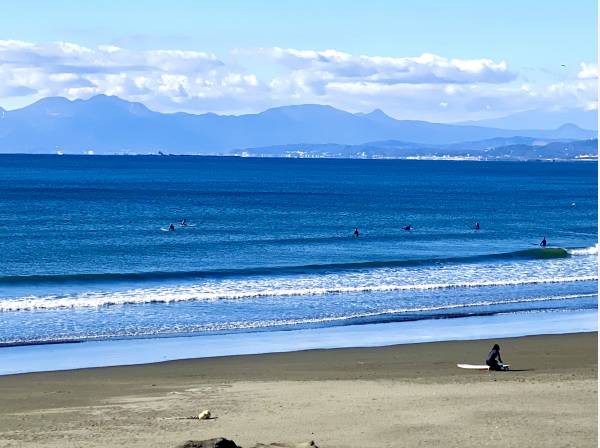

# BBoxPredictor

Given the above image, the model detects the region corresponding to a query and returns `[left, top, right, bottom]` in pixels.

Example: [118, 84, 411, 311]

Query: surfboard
[457, 364, 489, 370]
[457, 363, 510, 371]
[160, 227, 173, 232]
[179, 224, 197, 228]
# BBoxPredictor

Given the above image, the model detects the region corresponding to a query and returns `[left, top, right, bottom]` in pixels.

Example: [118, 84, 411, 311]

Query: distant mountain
[0, 95, 596, 154]
[356, 108, 399, 125]
[457, 108, 598, 130]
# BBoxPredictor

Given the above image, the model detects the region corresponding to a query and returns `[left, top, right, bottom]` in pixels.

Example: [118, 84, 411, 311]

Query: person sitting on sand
[353, 228, 360, 238]
[540, 237, 547, 247]
[169, 223, 175, 231]
[486, 344, 504, 371]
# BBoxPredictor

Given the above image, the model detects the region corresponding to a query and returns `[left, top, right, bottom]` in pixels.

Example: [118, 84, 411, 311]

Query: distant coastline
[0, 152, 597, 162]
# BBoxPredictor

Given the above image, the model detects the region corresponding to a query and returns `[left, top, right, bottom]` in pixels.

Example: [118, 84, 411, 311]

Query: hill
[0, 95, 595, 154]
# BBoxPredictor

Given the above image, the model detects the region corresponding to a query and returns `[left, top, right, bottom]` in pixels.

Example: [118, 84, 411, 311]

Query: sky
[0, 0, 597, 121]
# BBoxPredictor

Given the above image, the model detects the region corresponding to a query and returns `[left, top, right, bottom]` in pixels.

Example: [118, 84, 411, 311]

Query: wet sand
[0, 332, 597, 447]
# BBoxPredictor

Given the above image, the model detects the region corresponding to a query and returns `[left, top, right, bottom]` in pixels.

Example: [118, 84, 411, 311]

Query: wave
[1, 292, 596, 347]
[1, 274, 596, 312]
[568, 244, 599, 256]
[0, 246, 581, 285]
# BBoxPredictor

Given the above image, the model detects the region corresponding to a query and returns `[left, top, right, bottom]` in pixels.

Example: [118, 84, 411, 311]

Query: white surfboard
[457, 364, 489, 370]
[457, 363, 510, 371]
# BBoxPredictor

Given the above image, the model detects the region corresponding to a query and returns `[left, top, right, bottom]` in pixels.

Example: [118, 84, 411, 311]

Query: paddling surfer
[486, 343, 504, 371]
[403, 224, 412, 231]
[181, 218, 188, 227]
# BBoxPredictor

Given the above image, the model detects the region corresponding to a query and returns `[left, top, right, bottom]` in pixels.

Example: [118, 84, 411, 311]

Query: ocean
[0, 155, 597, 365]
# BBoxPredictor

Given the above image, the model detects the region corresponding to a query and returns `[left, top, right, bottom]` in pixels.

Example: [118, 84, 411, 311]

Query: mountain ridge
[0, 95, 596, 154]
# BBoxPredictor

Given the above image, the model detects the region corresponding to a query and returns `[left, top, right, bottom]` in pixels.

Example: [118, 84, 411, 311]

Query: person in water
[475, 222, 480, 230]
[540, 236, 547, 247]
[181, 218, 188, 227]
[403, 224, 412, 231]
[486, 343, 504, 371]
[169, 223, 175, 231]
[353, 228, 360, 238]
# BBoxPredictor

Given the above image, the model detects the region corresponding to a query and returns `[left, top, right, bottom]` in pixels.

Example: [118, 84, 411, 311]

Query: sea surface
[0, 155, 597, 348]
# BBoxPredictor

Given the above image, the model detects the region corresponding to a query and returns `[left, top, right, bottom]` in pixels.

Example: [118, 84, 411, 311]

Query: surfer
[353, 228, 360, 238]
[169, 223, 175, 231]
[403, 224, 412, 231]
[474, 222, 480, 230]
[485, 343, 504, 371]
[181, 218, 188, 227]
[540, 236, 547, 247]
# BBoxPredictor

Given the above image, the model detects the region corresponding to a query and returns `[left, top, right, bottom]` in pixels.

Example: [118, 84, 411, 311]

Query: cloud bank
[0, 40, 596, 121]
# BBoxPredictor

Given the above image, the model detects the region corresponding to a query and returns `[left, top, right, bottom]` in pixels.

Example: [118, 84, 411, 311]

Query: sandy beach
[0, 332, 597, 448]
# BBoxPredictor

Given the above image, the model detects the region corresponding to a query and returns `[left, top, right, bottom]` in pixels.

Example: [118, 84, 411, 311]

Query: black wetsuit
[486, 347, 503, 371]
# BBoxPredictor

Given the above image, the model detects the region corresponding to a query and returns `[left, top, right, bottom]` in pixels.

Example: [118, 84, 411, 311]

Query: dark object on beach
[176, 439, 318, 448]
[486, 343, 504, 371]
[177, 439, 239, 448]
[253, 442, 318, 448]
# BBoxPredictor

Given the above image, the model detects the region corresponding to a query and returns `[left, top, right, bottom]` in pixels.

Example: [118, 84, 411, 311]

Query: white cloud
[0, 40, 222, 74]
[0, 39, 266, 113]
[261, 48, 515, 84]
[0, 40, 596, 121]
[578, 62, 598, 79]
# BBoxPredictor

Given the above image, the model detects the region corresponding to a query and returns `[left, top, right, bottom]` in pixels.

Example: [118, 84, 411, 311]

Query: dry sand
[0, 332, 597, 448]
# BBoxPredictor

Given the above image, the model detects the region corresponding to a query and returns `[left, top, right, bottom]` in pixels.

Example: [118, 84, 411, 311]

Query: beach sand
[0, 332, 597, 448]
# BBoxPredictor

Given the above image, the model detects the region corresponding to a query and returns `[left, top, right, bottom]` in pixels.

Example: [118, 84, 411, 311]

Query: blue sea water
[0, 155, 597, 348]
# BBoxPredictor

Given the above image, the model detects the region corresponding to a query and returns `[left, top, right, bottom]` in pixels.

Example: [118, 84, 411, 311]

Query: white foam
[1, 250, 597, 312]
[0, 275, 597, 312]
[568, 244, 599, 256]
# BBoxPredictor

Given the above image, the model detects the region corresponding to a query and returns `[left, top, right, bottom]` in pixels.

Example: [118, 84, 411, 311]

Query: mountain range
[0, 94, 596, 157]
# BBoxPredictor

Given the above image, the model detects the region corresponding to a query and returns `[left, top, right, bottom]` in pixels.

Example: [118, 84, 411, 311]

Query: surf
[0, 245, 584, 286]
[1, 292, 596, 346]
[1, 274, 597, 312]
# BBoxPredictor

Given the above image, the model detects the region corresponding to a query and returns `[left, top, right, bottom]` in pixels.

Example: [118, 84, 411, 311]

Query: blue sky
[0, 0, 597, 121]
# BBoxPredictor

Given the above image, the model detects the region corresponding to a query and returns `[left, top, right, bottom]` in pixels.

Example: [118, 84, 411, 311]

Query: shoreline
[0, 332, 596, 447]
[0, 309, 597, 376]
[0, 153, 597, 161]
